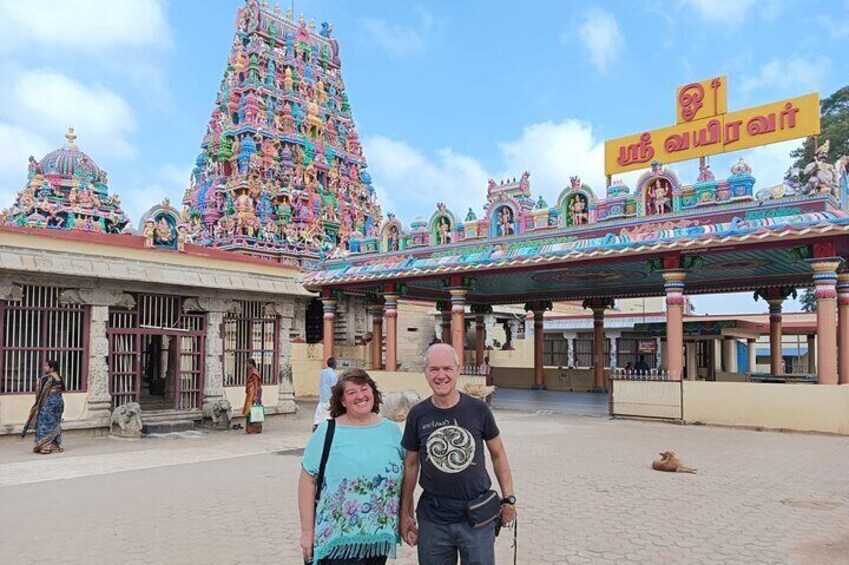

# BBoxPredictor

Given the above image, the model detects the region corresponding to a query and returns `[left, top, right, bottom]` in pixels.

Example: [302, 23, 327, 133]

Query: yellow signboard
[604, 78, 821, 176]
[676, 76, 727, 124]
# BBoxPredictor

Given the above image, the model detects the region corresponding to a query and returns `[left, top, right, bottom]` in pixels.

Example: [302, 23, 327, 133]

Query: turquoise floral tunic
[303, 418, 403, 561]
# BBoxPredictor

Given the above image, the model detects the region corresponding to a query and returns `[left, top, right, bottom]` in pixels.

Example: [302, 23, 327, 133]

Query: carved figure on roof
[143, 219, 156, 248]
[803, 140, 839, 196]
[154, 217, 175, 245]
[496, 206, 515, 236]
[438, 216, 451, 244]
[648, 179, 672, 216]
[465, 208, 477, 222]
[569, 194, 589, 226]
[697, 163, 715, 183]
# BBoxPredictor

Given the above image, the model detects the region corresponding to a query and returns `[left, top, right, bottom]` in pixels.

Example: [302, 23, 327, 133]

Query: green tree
[791, 86, 849, 169]
[800, 288, 816, 312]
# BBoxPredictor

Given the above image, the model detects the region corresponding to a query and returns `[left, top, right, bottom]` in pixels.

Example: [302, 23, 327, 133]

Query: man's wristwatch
[501, 495, 516, 505]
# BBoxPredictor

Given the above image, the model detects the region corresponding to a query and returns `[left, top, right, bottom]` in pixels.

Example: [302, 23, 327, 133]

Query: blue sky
[1, 0, 847, 314]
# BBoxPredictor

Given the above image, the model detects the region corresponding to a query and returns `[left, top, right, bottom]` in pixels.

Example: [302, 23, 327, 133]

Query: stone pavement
[1, 402, 849, 564]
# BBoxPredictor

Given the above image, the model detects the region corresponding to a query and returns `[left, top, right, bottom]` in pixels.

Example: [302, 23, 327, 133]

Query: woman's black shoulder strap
[314, 418, 336, 505]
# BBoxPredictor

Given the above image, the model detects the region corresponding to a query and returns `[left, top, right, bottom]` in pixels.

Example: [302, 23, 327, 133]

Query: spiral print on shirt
[425, 425, 475, 473]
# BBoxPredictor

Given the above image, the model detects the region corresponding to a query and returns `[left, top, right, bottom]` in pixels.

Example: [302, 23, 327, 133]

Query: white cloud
[120, 164, 193, 226]
[679, 0, 784, 24]
[740, 56, 831, 96]
[0, 124, 51, 210]
[0, 0, 171, 53]
[360, 18, 425, 57]
[573, 9, 624, 74]
[363, 136, 489, 221]
[0, 69, 138, 160]
[498, 120, 606, 202]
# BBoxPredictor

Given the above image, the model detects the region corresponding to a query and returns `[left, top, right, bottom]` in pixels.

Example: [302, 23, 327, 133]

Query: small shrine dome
[39, 127, 102, 178]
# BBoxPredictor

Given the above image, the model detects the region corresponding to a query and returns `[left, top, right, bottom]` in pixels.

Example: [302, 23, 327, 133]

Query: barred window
[1, 285, 88, 393]
[616, 333, 658, 370]
[573, 333, 611, 369]
[223, 300, 279, 386]
[543, 334, 568, 366]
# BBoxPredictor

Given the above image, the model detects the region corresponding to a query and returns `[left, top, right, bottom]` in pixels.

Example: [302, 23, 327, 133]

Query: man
[634, 354, 650, 375]
[401, 343, 515, 564]
[313, 357, 337, 432]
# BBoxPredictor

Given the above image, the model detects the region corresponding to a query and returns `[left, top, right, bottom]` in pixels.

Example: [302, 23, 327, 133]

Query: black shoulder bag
[314, 418, 336, 510]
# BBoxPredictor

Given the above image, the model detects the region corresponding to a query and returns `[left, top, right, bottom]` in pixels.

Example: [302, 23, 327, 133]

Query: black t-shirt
[402, 393, 500, 517]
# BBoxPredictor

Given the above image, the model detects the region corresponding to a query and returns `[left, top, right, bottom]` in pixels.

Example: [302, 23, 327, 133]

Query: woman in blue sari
[23, 360, 65, 454]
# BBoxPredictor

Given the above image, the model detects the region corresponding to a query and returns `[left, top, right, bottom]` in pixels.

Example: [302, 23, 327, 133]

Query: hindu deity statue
[569, 195, 588, 226]
[437, 216, 452, 244]
[497, 207, 515, 236]
[803, 140, 839, 196]
[648, 179, 671, 215]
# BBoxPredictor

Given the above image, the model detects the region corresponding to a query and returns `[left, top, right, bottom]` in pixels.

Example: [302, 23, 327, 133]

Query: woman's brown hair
[329, 368, 383, 418]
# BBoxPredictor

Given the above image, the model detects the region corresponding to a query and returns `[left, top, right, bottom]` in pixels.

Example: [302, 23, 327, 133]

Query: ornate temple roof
[1, 127, 131, 234]
[182, 0, 381, 265]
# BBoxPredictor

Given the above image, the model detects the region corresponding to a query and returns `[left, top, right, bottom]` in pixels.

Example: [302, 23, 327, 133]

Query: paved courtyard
[1, 400, 849, 564]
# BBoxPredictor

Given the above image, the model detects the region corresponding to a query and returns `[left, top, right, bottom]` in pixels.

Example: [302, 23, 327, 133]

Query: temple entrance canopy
[307, 77, 849, 387]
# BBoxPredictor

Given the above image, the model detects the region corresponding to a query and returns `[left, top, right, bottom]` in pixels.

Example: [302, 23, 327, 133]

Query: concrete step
[141, 409, 202, 424]
[141, 420, 196, 435]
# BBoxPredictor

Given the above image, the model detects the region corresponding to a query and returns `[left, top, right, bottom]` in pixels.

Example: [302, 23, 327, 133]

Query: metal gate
[107, 294, 206, 410]
[608, 370, 683, 421]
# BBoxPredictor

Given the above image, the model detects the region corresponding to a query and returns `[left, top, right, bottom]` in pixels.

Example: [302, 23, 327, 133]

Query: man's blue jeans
[417, 519, 496, 564]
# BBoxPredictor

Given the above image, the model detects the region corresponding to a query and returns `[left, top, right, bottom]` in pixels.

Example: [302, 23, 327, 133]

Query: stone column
[449, 289, 467, 366]
[592, 307, 606, 390]
[662, 270, 686, 381]
[321, 297, 337, 365]
[766, 297, 785, 375]
[437, 301, 452, 345]
[659, 338, 667, 371]
[722, 337, 737, 373]
[475, 314, 486, 367]
[533, 310, 545, 389]
[86, 302, 113, 422]
[685, 342, 697, 380]
[838, 273, 849, 384]
[370, 304, 384, 370]
[807, 334, 816, 374]
[747, 338, 757, 374]
[811, 260, 841, 384]
[202, 301, 226, 412]
[383, 294, 399, 371]
[271, 300, 297, 413]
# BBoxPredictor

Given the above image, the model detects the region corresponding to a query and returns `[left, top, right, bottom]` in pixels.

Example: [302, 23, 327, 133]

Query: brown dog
[651, 451, 697, 474]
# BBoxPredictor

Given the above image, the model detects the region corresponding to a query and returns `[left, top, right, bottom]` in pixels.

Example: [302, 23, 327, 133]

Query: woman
[242, 358, 263, 434]
[23, 360, 65, 454]
[298, 369, 403, 564]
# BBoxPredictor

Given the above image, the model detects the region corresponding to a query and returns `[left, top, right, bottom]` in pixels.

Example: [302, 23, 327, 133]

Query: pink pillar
[811, 260, 840, 384]
[838, 273, 849, 385]
[321, 298, 337, 365]
[766, 298, 784, 375]
[371, 304, 384, 370]
[383, 294, 399, 371]
[592, 307, 606, 389]
[533, 310, 545, 389]
[449, 289, 467, 366]
[662, 270, 686, 381]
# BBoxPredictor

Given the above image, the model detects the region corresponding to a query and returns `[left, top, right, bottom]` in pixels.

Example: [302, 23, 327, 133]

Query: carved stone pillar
[811, 259, 841, 384]
[384, 294, 399, 371]
[449, 289, 467, 366]
[838, 273, 849, 384]
[747, 338, 757, 374]
[437, 300, 452, 345]
[268, 300, 297, 413]
[807, 334, 816, 374]
[370, 304, 384, 370]
[662, 271, 686, 381]
[533, 310, 545, 389]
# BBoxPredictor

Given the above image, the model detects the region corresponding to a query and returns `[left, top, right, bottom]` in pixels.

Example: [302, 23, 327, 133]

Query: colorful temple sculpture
[182, 0, 381, 264]
[1, 128, 131, 234]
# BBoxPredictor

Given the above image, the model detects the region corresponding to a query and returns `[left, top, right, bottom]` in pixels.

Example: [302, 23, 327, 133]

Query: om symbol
[426, 425, 475, 474]
[678, 83, 704, 122]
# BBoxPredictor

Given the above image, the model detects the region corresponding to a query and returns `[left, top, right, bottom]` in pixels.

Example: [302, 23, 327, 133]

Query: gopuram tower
[183, 0, 381, 264]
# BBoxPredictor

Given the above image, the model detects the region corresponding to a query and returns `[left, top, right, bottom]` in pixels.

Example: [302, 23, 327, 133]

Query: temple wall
[682, 382, 849, 435]
[492, 367, 596, 391]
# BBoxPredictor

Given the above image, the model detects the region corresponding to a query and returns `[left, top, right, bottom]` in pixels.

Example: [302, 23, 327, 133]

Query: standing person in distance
[242, 358, 263, 434]
[400, 343, 516, 564]
[313, 357, 338, 432]
[23, 359, 66, 454]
